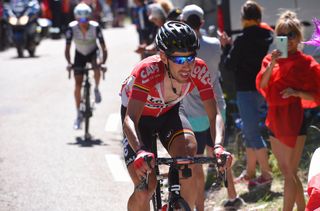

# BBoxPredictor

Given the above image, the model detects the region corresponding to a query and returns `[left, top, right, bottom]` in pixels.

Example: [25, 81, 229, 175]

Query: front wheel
[28, 45, 36, 57]
[83, 86, 92, 140]
[17, 46, 24, 57]
[169, 198, 191, 211]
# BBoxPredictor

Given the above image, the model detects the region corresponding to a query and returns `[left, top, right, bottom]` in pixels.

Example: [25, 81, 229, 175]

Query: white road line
[105, 154, 130, 182]
[105, 113, 121, 133]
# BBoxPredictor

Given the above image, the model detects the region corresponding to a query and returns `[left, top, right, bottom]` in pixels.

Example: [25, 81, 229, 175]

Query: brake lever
[220, 169, 228, 188]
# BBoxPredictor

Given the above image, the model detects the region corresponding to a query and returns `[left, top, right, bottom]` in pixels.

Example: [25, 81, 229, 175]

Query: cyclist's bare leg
[194, 163, 205, 211]
[74, 74, 84, 110]
[270, 136, 305, 211]
[127, 163, 157, 211]
[91, 59, 100, 88]
[207, 146, 238, 200]
[226, 167, 237, 199]
[245, 148, 257, 178]
[169, 133, 197, 209]
[254, 147, 272, 179]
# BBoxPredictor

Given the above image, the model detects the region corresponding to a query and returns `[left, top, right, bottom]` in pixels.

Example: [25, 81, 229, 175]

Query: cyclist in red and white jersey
[120, 21, 231, 210]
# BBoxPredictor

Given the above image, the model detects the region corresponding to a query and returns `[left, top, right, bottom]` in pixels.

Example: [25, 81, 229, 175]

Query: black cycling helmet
[155, 21, 199, 55]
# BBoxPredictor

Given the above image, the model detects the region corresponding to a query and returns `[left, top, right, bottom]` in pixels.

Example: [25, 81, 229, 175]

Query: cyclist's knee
[169, 134, 197, 157]
[127, 163, 157, 196]
[133, 189, 152, 203]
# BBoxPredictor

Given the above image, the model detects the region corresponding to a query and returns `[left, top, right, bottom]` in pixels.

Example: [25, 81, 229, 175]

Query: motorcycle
[4, 0, 41, 57]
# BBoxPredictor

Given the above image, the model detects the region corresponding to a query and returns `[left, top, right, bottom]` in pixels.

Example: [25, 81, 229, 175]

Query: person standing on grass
[219, 1, 273, 190]
[256, 11, 320, 211]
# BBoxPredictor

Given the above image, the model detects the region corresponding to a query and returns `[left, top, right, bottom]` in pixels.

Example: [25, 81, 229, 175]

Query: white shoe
[94, 88, 102, 103]
[73, 115, 83, 130]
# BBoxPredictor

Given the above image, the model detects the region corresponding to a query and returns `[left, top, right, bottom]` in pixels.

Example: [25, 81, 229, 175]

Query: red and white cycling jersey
[120, 55, 214, 117]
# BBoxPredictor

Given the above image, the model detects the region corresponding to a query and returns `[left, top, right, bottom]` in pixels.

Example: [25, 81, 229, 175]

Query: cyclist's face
[161, 51, 196, 83]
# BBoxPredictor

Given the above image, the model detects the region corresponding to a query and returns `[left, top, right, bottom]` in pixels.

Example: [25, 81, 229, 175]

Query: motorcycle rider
[3, 0, 41, 57]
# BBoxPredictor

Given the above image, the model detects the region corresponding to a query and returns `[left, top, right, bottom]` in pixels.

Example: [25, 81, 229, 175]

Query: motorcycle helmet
[155, 21, 199, 55]
[74, 3, 92, 23]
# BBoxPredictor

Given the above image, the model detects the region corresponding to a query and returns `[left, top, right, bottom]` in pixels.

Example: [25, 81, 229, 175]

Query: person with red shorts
[256, 11, 320, 211]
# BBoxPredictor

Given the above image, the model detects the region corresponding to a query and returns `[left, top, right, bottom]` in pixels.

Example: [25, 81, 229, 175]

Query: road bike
[138, 144, 228, 211]
[68, 64, 106, 140]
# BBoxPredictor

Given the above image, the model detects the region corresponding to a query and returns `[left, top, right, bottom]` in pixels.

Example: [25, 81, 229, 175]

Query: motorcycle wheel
[17, 46, 24, 58]
[28, 47, 36, 57]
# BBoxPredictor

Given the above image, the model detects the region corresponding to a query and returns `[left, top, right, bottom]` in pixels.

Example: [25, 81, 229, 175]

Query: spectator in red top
[256, 11, 320, 211]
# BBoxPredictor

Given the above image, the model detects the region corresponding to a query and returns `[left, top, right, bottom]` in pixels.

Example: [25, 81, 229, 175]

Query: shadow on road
[67, 136, 109, 147]
[240, 188, 282, 203]
[11, 55, 41, 59]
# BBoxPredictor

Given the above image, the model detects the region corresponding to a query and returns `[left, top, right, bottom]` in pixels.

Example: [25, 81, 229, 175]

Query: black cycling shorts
[194, 128, 214, 155]
[121, 103, 194, 166]
[74, 49, 98, 75]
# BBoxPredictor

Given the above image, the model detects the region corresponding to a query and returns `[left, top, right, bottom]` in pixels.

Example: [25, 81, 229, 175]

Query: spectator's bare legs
[292, 136, 306, 211]
[169, 134, 198, 209]
[255, 148, 272, 179]
[245, 148, 257, 179]
[270, 135, 306, 211]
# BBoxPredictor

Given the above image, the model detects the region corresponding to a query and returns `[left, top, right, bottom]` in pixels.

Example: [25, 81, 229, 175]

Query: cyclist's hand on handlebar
[133, 149, 155, 179]
[99, 63, 107, 73]
[66, 63, 73, 71]
[213, 145, 232, 170]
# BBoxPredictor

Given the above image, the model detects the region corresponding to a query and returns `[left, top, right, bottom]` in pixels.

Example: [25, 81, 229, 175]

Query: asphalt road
[0, 24, 141, 211]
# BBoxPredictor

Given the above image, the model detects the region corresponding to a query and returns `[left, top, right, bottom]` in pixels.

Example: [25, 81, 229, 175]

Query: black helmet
[155, 21, 199, 55]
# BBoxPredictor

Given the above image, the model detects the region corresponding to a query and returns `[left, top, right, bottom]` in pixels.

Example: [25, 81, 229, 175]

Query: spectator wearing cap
[180, 4, 244, 210]
[167, 8, 182, 21]
[148, 3, 167, 27]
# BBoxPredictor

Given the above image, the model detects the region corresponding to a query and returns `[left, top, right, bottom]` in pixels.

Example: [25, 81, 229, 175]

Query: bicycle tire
[152, 185, 162, 210]
[151, 138, 162, 211]
[152, 172, 162, 210]
[84, 86, 91, 139]
[169, 198, 191, 211]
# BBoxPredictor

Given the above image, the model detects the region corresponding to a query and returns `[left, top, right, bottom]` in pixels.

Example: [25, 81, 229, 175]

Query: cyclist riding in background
[64, 2, 108, 130]
[120, 21, 232, 210]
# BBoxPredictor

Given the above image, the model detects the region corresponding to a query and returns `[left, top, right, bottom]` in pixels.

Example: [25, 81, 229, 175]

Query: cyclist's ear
[159, 51, 168, 65]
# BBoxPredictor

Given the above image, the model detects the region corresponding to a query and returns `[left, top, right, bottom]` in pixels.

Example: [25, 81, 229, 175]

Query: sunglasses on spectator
[167, 54, 197, 64]
[277, 31, 297, 40]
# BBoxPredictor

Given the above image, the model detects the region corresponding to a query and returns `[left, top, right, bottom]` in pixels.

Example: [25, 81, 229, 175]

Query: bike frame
[147, 149, 227, 211]
[69, 63, 106, 140]
[82, 68, 93, 140]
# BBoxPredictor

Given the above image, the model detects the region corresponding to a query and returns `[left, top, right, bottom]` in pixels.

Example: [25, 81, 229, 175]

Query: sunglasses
[277, 31, 297, 40]
[167, 54, 197, 64]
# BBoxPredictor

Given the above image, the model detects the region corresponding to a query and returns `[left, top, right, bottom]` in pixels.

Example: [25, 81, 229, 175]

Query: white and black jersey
[65, 20, 105, 56]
